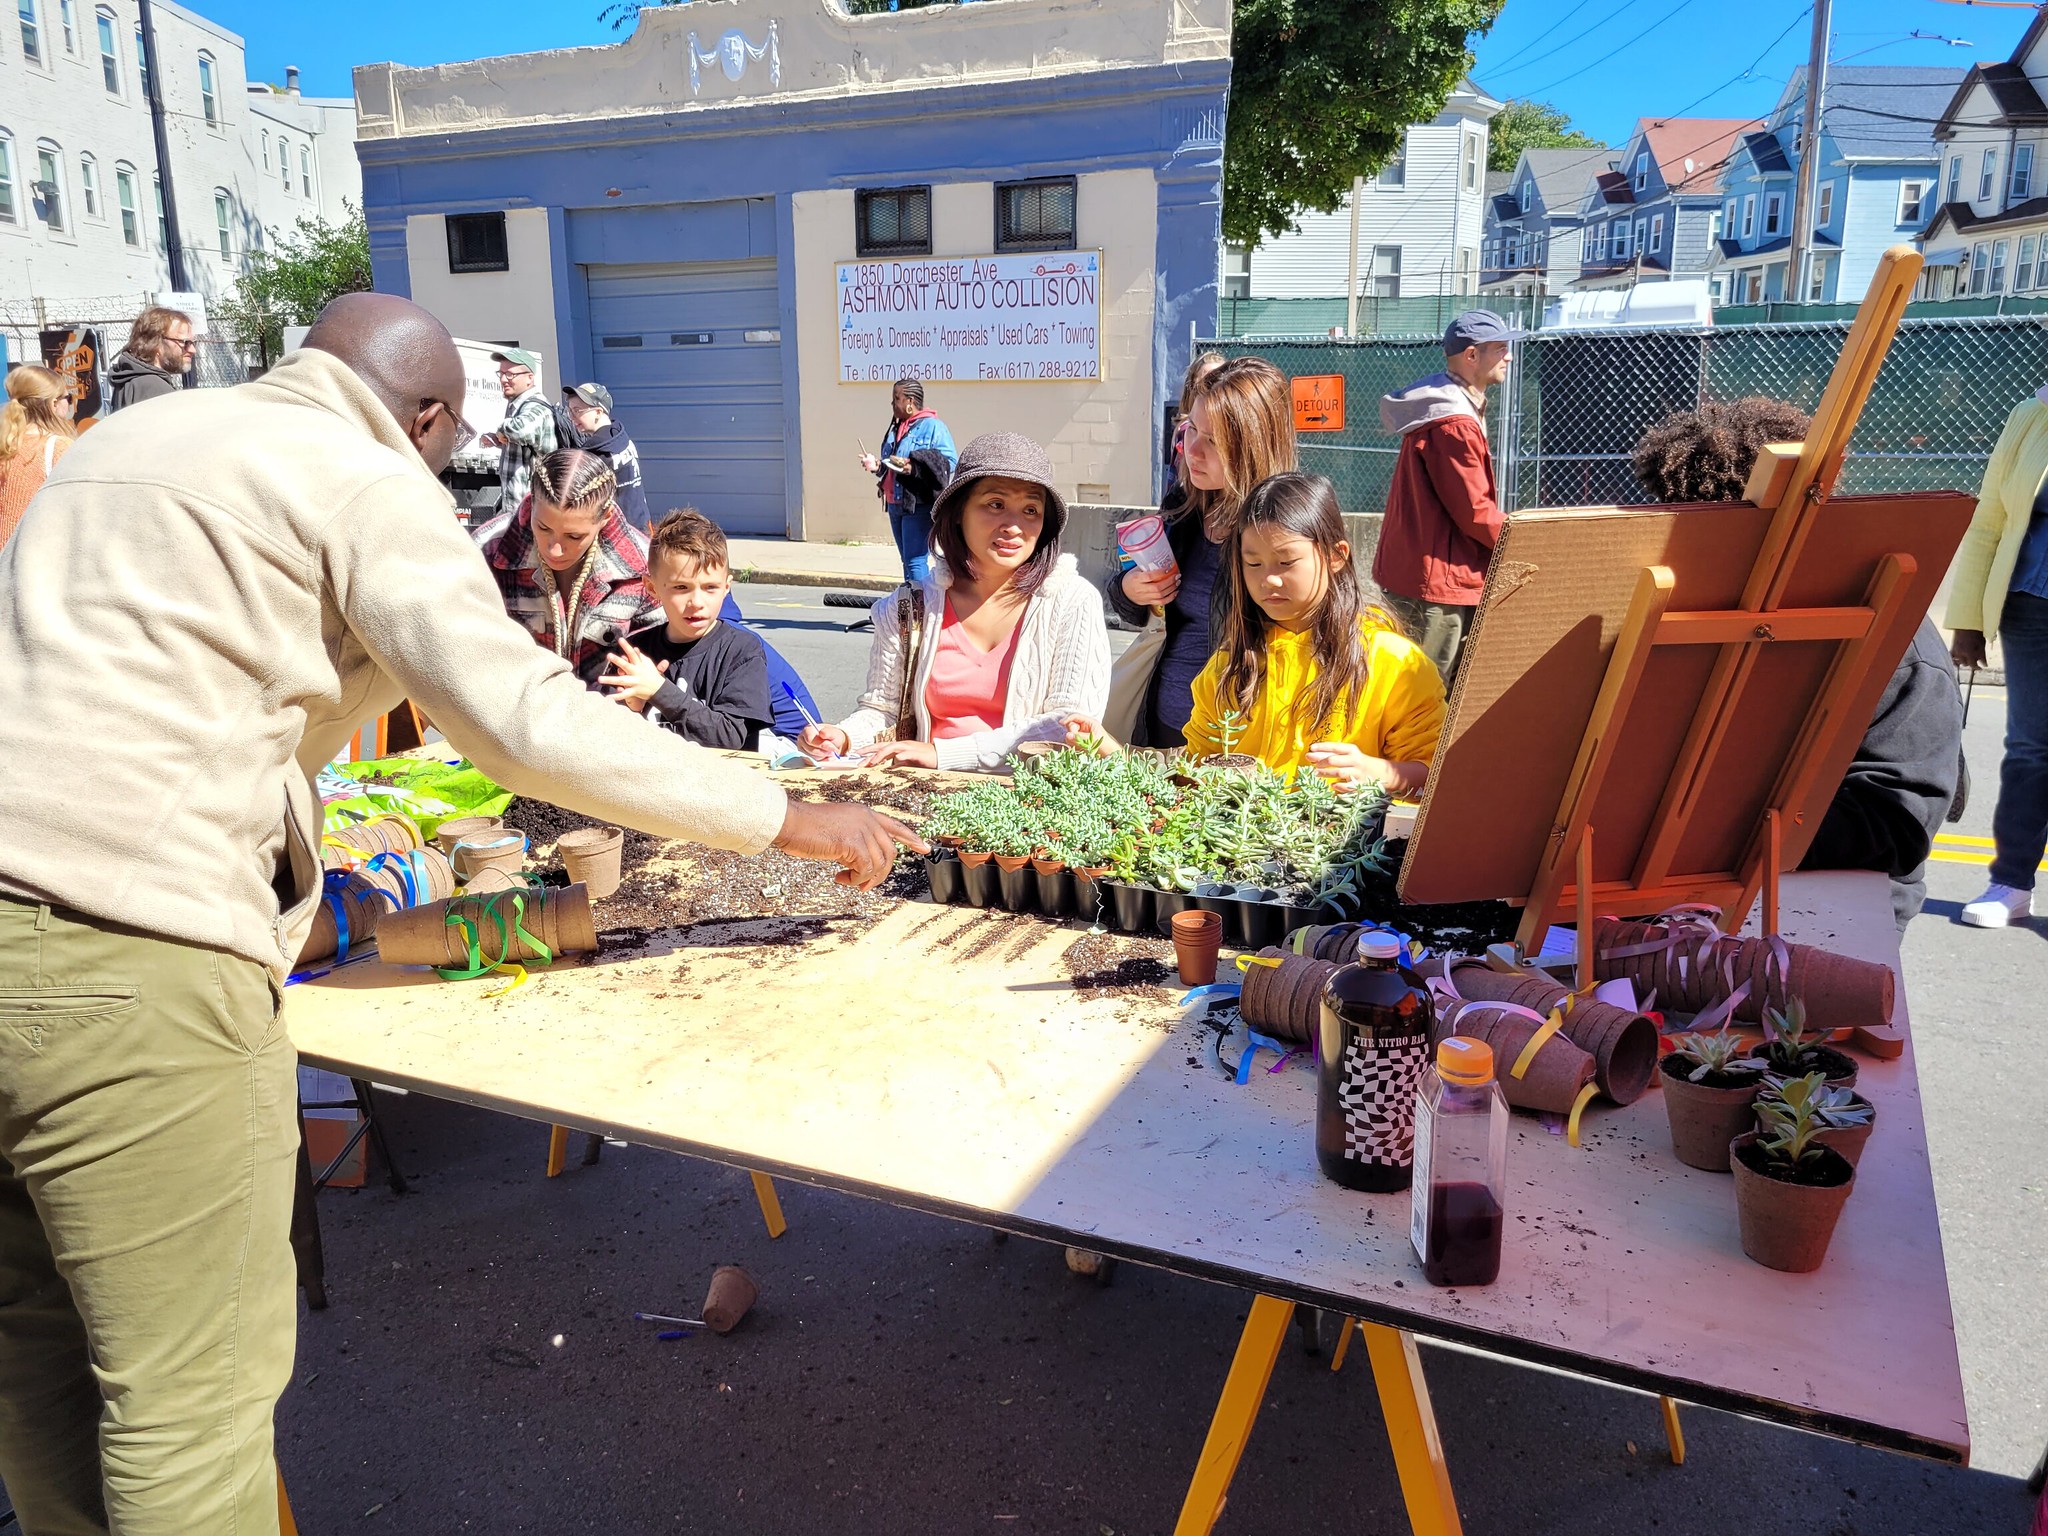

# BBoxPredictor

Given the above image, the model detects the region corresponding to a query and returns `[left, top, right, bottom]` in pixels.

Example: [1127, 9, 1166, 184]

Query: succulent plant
[1758, 1071, 1872, 1130]
[1751, 1070, 1850, 1168]
[1759, 998, 1829, 1073]
[1667, 1028, 1765, 1083]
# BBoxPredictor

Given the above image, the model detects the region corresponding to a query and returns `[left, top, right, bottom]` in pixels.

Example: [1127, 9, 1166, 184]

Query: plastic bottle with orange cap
[1410, 1035, 1509, 1287]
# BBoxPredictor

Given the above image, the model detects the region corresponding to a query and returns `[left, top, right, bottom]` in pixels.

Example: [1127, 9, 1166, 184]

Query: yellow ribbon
[1236, 953, 1284, 972]
[1510, 1001, 1570, 1081]
[1565, 1082, 1598, 1148]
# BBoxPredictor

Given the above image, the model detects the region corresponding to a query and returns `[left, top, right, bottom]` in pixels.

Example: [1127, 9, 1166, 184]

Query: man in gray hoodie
[1372, 309, 1512, 686]
[0, 293, 918, 1534]
[105, 304, 193, 412]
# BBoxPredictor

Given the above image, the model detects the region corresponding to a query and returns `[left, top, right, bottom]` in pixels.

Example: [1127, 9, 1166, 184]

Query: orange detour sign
[1291, 374, 1345, 432]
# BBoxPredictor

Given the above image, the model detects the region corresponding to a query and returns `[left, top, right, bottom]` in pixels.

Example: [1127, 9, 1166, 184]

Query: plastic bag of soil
[320, 756, 514, 842]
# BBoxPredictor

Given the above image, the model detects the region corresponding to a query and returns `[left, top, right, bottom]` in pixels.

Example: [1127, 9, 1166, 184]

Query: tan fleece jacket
[0, 348, 787, 977]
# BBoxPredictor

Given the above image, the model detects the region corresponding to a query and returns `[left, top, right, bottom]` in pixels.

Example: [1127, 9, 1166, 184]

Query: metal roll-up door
[586, 258, 786, 534]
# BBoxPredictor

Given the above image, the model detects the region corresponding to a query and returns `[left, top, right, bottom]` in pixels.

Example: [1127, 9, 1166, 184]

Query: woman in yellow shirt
[1183, 472, 1447, 794]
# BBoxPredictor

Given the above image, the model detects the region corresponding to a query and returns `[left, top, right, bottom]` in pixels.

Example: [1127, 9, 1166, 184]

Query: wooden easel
[1511, 247, 1927, 987]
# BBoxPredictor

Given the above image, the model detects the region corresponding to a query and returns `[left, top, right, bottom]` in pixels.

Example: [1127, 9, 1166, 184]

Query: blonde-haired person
[1105, 353, 1297, 746]
[474, 446, 659, 686]
[0, 365, 79, 553]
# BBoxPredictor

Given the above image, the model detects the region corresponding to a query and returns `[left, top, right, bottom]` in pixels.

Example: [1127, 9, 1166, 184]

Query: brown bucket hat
[930, 431, 1069, 540]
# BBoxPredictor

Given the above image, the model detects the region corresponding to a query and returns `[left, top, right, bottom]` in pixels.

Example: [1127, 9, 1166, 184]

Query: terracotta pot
[434, 816, 504, 856]
[1659, 1056, 1763, 1172]
[1730, 1131, 1856, 1273]
[701, 1265, 759, 1334]
[557, 825, 624, 900]
[452, 831, 528, 883]
[1171, 909, 1222, 986]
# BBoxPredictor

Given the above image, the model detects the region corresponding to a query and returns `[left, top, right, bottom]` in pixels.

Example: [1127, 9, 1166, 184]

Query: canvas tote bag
[1102, 604, 1169, 744]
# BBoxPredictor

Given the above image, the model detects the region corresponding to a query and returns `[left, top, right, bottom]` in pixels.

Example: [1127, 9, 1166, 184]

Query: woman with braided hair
[474, 446, 659, 685]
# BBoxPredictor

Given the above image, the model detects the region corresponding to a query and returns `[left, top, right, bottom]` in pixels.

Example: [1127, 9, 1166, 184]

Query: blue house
[1710, 65, 1960, 305]
[1573, 118, 1756, 290]
[1481, 145, 1616, 297]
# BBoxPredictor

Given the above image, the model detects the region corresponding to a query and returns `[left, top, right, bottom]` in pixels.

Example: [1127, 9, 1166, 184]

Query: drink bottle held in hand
[1411, 1036, 1509, 1287]
[1316, 931, 1433, 1192]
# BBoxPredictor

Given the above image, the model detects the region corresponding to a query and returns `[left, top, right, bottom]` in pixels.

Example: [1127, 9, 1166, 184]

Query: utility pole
[137, 0, 189, 293]
[1344, 175, 1365, 338]
[1786, 0, 1832, 305]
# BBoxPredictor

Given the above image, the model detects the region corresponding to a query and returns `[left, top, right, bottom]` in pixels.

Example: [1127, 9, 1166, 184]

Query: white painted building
[1227, 79, 1502, 301]
[0, 0, 358, 362]
[1920, 14, 2048, 300]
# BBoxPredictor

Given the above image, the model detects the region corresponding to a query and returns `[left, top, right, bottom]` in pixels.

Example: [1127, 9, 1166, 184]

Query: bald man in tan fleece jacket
[0, 294, 917, 1536]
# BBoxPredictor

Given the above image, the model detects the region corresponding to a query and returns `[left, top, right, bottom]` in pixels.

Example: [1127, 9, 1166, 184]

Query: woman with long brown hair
[1106, 354, 1296, 746]
[0, 365, 79, 553]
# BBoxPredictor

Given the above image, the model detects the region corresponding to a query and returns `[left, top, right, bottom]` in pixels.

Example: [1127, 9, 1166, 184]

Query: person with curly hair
[1632, 398, 1964, 927]
[1629, 396, 1813, 502]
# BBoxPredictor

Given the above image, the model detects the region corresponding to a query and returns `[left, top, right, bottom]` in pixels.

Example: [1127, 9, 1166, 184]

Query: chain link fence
[3, 297, 255, 398]
[1206, 312, 2048, 514]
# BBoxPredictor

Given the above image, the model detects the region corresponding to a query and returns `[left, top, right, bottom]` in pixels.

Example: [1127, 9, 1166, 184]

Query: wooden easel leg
[1329, 1316, 1357, 1373]
[1173, 1294, 1293, 1535]
[749, 1170, 789, 1239]
[1763, 811, 1782, 939]
[1576, 828, 1596, 996]
[278, 1470, 299, 1536]
[1360, 1323, 1465, 1536]
[545, 1124, 570, 1179]
[1660, 1396, 1687, 1465]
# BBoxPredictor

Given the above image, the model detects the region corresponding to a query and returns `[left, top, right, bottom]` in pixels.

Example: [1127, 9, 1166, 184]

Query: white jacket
[840, 554, 1111, 772]
[0, 348, 787, 977]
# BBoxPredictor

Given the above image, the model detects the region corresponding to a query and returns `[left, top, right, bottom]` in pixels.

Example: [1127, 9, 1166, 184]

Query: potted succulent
[1756, 1071, 1876, 1169]
[1659, 1028, 1767, 1172]
[1759, 999, 1858, 1088]
[1730, 1077, 1858, 1273]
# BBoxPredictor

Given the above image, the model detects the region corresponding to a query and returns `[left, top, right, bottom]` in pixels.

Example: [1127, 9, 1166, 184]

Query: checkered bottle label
[1335, 1029, 1430, 1169]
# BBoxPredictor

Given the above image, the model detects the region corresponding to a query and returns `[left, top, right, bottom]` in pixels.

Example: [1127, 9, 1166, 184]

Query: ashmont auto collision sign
[837, 251, 1102, 384]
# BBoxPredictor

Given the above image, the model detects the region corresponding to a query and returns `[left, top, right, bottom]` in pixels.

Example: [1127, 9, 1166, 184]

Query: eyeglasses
[418, 397, 478, 453]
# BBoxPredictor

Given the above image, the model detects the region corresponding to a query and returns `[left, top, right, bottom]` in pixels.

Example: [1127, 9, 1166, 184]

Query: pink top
[924, 598, 1021, 740]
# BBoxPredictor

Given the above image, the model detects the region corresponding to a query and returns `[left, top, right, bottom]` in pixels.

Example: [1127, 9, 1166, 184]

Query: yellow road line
[1935, 833, 1996, 848]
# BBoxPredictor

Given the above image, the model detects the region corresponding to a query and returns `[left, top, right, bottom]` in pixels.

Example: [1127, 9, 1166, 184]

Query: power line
[1485, 0, 1644, 83]
[1518, 0, 1715, 99]
[1660, 6, 1813, 119]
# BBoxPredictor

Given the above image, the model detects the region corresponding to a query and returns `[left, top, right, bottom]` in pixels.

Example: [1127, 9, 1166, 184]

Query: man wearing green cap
[482, 347, 556, 512]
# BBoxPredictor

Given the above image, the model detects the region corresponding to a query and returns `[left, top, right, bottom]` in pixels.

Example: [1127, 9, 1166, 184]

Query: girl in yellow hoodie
[1183, 472, 1447, 794]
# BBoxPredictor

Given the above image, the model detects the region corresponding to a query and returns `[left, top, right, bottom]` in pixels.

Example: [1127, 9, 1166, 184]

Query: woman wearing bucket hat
[800, 432, 1111, 772]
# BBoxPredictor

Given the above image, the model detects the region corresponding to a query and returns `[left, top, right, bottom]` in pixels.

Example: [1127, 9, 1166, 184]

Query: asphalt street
[24, 586, 2043, 1534]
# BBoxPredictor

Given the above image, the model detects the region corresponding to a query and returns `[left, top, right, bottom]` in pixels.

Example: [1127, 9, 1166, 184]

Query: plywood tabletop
[287, 869, 1965, 1462]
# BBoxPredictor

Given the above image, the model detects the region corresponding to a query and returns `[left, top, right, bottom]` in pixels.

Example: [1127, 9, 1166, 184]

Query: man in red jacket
[1372, 309, 1513, 686]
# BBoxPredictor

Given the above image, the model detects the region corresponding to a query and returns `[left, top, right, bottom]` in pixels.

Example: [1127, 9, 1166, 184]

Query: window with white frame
[1899, 180, 1927, 225]
[199, 53, 218, 125]
[1634, 217, 1647, 257]
[1808, 253, 1829, 301]
[0, 135, 17, 224]
[1221, 243, 1250, 299]
[1378, 139, 1406, 187]
[1650, 212, 1665, 251]
[1971, 242, 1990, 294]
[58, 0, 71, 51]
[134, 22, 148, 98]
[1724, 197, 1737, 237]
[1992, 238, 2011, 292]
[280, 141, 291, 192]
[78, 151, 97, 217]
[18, 0, 42, 62]
[34, 141, 63, 231]
[1368, 245, 1401, 299]
[1946, 155, 1963, 205]
[1742, 270, 1763, 305]
[1457, 246, 1476, 293]
[95, 7, 118, 93]
[214, 190, 230, 260]
[1763, 191, 1785, 236]
[1633, 151, 1650, 192]
[1614, 219, 1632, 259]
[1519, 181, 1531, 213]
[2020, 234, 2038, 291]
[299, 145, 311, 198]
[2013, 144, 2035, 203]
[1742, 194, 1757, 238]
[152, 172, 163, 249]
[1463, 134, 1480, 192]
[1817, 181, 1834, 229]
[260, 133, 269, 170]
[114, 161, 138, 244]
[1981, 148, 1998, 203]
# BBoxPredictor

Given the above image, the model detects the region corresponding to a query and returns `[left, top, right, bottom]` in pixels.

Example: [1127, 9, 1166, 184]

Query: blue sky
[211, 0, 2034, 147]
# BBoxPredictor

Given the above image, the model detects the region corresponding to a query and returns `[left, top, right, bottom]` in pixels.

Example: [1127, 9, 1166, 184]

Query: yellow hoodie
[1183, 619, 1447, 772]
[1946, 394, 2048, 641]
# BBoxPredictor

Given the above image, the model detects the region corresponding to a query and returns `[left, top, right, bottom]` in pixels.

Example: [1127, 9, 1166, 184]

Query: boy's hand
[599, 639, 666, 711]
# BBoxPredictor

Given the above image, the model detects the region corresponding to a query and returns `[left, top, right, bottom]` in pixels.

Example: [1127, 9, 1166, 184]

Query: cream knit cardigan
[839, 554, 1112, 772]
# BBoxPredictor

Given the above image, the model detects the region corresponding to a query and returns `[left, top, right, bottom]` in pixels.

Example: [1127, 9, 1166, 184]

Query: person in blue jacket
[859, 379, 957, 583]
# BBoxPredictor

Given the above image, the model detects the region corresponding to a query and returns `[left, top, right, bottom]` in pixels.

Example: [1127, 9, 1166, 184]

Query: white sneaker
[1960, 883, 2035, 927]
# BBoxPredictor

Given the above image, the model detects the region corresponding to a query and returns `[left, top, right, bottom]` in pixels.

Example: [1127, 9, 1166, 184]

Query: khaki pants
[1380, 591, 1476, 691]
[0, 898, 295, 1536]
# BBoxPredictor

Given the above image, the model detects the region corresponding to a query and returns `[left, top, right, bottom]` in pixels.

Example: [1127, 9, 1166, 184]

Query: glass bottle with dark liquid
[1315, 932, 1433, 1193]
[1410, 1036, 1509, 1287]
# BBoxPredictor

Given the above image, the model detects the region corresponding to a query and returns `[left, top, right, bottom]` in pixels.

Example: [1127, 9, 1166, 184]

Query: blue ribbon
[1235, 1028, 1291, 1085]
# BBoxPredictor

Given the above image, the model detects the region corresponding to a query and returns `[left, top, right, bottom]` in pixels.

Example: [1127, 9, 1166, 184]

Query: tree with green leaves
[215, 205, 372, 366]
[602, 0, 1501, 247]
[1486, 98, 1601, 173]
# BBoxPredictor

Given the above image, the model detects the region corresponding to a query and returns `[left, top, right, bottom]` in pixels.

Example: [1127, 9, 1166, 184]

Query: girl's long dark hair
[1214, 472, 1372, 740]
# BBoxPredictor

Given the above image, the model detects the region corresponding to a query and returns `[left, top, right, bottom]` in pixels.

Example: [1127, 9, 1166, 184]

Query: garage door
[585, 259, 786, 535]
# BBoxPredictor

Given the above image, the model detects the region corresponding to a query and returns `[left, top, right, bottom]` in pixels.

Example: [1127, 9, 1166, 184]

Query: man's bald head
[305, 293, 466, 471]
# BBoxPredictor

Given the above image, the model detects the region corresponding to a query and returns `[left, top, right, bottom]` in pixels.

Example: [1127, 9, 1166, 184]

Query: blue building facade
[1574, 118, 1756, 291]
[351, 0, 1231, 537]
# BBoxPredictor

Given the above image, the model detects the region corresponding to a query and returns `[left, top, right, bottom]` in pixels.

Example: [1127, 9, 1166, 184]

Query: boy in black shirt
[600, 510, 773, 749]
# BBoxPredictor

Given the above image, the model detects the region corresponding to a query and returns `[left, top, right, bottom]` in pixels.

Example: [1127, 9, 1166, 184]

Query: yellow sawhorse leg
[1359, 1321, 1464, 1536]
[750, 1169, 788, 1239]
[278, 1471, 299, 1536]
[1174, 1293, 1295, 1535]
[1660, 1395, 1686, 1465]
[545, 1124, 571, 1178]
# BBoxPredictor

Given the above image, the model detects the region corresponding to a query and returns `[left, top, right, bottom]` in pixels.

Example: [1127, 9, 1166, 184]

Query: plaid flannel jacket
[474, 499, 658, 684]
[496, 388, 557, 511]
